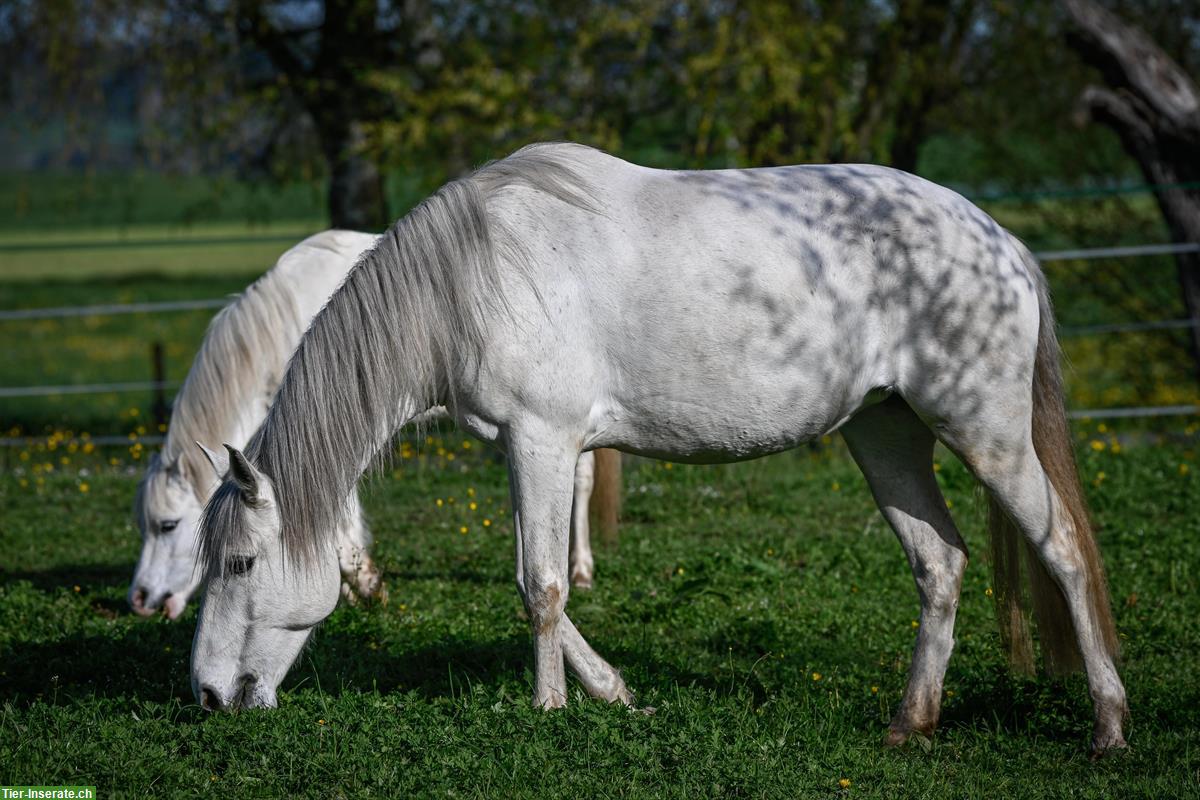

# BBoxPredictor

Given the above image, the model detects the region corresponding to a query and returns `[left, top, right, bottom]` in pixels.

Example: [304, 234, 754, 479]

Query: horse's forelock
[197, 479, 253, 580]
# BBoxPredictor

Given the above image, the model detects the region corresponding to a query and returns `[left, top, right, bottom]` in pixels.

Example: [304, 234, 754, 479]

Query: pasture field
[1, 436, 1198, 798]
[1, 175, 1198, 797]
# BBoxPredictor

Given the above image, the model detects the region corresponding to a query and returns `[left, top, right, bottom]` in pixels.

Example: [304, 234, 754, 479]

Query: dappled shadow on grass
[0, 620, 197, 706]
[0, 562, 132, 594]
[291, 630, 532, 700]
[0, 600, 1161, 751]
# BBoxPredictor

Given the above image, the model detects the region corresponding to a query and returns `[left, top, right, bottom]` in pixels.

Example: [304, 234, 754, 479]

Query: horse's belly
[600, 367, 870, 461]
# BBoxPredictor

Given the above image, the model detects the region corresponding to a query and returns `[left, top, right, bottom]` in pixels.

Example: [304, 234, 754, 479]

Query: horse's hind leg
[570, 451, 596, 589]
[946, 423, 1127, 754]
[335, 490, 386, 605]
[841, 397, 968, 746]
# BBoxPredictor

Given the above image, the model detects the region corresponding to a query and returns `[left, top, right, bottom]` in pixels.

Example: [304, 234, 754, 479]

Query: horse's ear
[223, 444, 263, 502]
[195, 441, 228, 478]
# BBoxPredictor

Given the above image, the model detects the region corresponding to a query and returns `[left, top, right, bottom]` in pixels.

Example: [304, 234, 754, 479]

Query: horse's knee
[523, 579, 567, 634]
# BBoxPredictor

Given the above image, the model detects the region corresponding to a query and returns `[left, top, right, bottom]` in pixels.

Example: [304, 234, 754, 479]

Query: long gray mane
[162, 265, 307, 499]
[200, 143, 598, 575]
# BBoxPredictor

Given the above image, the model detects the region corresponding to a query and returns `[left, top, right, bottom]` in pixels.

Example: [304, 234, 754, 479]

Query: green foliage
[1, 437, 1197, 796]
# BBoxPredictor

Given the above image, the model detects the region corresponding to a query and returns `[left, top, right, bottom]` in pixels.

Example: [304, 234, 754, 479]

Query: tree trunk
[320, 118, 390, 231]
[1063, 0, 1200, 383]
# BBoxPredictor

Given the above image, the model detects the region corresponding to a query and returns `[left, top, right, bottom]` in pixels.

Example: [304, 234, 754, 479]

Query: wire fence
[1, 239, 1198, 440]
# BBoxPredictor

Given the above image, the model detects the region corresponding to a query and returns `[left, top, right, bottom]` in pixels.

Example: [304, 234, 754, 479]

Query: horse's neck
[231, 234, 375, 442]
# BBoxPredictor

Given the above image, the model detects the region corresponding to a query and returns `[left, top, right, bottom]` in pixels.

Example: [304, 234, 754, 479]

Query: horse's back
[480, 149, 1041, 460]
[270, 230, 380, 314]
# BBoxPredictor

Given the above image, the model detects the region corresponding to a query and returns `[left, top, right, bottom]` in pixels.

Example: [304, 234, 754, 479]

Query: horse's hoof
[570, 569, 593, 590]
[535, 693, 568, 710]
[1090, 734, 1128, 759]
[884, 728, 932, 752]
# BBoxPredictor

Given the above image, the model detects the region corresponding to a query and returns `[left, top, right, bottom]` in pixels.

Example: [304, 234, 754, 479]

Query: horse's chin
[164, 593, 189, 620]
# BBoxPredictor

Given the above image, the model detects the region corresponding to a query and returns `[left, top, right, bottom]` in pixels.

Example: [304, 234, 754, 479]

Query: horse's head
[129, 454, 205, 619]
[190, 443, 340, 712]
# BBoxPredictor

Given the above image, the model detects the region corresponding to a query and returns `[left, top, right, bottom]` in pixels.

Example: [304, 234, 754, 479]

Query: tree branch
[1062, 0, 1200, 142]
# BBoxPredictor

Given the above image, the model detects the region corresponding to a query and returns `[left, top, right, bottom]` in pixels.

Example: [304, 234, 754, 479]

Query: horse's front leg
[334, 490, 386, 605]
[508, 434, 578, 708]
[570, 450, 596, 589]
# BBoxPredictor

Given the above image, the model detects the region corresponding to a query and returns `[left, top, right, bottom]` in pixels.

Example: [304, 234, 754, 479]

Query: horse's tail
[589, 449, 622, 544]
[988, 236, 1120, 674]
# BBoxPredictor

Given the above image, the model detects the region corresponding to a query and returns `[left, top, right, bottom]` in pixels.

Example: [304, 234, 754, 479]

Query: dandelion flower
[839, 779, 851, 789]
[483, 519, 492, 527]
[812, 672, 822, 681]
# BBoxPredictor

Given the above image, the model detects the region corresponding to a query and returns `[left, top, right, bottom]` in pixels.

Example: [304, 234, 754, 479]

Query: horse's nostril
[200, 687, 222, 712]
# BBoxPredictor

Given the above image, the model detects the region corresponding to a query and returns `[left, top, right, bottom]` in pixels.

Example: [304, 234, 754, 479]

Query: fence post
[151, 342, 168, 430]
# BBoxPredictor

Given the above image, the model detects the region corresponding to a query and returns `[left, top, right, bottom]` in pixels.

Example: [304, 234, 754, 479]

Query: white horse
[129, 231, 386, 618]
[131, 229, 618, 619]
[190, 143, 1126, 755]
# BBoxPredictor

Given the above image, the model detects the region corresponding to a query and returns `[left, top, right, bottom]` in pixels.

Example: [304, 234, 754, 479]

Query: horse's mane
[161, 233, 369, 500]
[200, 143, 599, 575]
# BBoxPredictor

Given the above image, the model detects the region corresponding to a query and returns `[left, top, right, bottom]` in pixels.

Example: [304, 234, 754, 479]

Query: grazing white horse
[131, 230, 617, 619]
[129, 231, 386, 618]
[191, 143, 1125, 755]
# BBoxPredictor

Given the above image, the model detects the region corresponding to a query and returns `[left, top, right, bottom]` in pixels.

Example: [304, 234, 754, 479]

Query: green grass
[1, 170, 1199, 795]
[1, 437, 1198, 797]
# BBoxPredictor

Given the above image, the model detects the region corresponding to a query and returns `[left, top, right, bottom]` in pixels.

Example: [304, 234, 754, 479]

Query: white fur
[130, 231, 382, 618]
[191, 145, 1124, 752]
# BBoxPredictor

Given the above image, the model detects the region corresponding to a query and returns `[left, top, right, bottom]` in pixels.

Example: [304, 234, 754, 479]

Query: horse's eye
[226, 555, 255, 576]
[159, 520, 179, 534]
